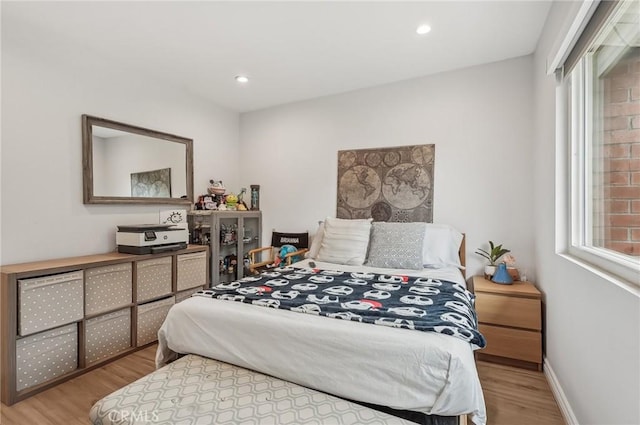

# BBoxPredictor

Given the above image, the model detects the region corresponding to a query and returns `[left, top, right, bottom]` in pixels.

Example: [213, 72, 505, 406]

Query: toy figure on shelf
[250, 185, 260, 210]
[225, 193, 238, 210]
[237, 188, 249, 211]
[223, 254, 238, 277]
[208, 180, 225, 196]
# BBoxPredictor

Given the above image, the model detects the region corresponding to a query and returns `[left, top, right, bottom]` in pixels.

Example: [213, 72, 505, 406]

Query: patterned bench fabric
[90, 354, 413, 425]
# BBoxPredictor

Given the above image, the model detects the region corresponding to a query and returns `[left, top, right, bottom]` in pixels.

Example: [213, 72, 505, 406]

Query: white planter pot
[484, 265, 497, 278]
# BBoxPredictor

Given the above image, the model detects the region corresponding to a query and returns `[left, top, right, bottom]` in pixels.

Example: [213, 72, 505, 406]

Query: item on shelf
[220, 224, 238, 245]
[223, 254, 238, 276]
[159, 209, 188, 229]
[115, 224, 188, 254]
[238, 188, 249, 210]
[201, 195, 216, 210]
[250, 185, 260, 210]
[243, 255, 251, 275]
[208, 180, 226, 195]
[225, 193, 238, 210]
[195, 195, 204, 210]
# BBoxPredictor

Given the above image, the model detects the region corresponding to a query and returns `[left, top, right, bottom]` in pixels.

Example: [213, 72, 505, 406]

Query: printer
[116, 224, 189, 254]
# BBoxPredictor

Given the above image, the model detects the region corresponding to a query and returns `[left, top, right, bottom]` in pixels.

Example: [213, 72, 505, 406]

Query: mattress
[90, 353, 413, 425]
[157, 260, 486, 425]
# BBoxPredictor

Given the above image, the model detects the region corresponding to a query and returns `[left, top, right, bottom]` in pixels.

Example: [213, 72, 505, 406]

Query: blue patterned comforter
[194, 265, 486, 349]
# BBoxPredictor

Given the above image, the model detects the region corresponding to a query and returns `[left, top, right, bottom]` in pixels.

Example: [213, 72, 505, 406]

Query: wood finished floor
[1, 345, 565, 425]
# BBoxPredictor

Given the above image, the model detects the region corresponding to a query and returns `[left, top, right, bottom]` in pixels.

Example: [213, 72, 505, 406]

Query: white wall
[534, 2, 640, 425]
[240, 56, 535, 277]
[1, 37, 240, 264]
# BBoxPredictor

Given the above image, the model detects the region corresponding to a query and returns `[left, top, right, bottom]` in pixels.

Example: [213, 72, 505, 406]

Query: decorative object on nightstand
[501, 253, 520, 281]
[473, 275, 542, 371]
[491, 262, 513, 284]
[475, 240, 510, 278]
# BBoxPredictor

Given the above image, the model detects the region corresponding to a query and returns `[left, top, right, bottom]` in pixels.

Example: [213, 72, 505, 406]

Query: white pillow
[316, 217, 372, 265]
[422, 223, 464, 268]
[305, 221, 325, 259]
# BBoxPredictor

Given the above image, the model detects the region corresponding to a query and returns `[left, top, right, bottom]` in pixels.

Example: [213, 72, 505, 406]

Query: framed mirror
[82, 115, 194, 205]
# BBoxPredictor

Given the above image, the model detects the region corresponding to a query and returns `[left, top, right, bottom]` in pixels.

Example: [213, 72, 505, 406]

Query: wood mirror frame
[82, 115, 194, 205]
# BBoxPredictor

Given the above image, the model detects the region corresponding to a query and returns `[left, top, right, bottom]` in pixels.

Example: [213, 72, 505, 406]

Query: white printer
[116, 224, 189, 254]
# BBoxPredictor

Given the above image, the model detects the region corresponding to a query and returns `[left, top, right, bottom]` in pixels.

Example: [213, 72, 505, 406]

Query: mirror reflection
[83, 115, 193, 205]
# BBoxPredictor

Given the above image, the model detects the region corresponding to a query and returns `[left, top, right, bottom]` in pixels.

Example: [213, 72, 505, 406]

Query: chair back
[271, 232, 309, 249]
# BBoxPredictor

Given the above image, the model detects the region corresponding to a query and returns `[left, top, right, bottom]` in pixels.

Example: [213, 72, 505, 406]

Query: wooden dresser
[1, 245, 208, 405]
[472, 275, 542, 371]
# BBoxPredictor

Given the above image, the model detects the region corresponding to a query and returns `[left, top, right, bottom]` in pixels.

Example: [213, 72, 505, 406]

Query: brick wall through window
[598, 47, 640, 257]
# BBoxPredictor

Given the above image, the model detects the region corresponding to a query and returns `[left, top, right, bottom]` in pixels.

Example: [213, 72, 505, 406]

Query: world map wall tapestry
[336, 144, 434, 222]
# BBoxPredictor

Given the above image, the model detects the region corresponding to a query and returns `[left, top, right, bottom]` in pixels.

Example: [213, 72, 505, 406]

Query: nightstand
[472, 275, 542, 371]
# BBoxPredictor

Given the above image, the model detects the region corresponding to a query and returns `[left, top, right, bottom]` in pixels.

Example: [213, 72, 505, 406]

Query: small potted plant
[475, 241, 510, 278]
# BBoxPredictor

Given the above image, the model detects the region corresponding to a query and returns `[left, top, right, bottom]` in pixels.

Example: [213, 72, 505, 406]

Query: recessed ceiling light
[235, 75, 249, 83]
[416, 24, 431, 35]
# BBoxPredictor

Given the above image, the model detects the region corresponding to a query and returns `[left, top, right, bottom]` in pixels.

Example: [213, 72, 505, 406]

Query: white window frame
[558, 0, 640, 289]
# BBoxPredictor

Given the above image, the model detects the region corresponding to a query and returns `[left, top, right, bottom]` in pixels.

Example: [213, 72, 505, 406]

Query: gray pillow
[365, 222, 426, 270]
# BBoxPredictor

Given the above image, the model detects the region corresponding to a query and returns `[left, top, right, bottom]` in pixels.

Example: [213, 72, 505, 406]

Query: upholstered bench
[90, 354, 413, 425]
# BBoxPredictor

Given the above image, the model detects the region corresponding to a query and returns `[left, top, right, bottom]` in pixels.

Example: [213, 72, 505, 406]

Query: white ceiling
[2, 1, 552, 113]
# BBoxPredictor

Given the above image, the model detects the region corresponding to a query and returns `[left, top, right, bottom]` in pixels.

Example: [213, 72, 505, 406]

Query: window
[563, 0, 640, 285]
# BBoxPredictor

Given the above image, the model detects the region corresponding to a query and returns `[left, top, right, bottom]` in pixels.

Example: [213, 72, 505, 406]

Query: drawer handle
[17, 326, 77, 345]
[86, 268, 131, 279]
[20, 277, 82, 291]
[88, 310, 130, 324]
[179, 253, 206, 261]
[138, 264, 171, 271]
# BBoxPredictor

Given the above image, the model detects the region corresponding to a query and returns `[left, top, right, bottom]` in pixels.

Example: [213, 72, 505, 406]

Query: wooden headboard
[459, 233, 466, 269]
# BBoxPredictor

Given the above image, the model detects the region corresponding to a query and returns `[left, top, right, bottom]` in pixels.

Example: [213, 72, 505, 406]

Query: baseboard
[544, 356, 579, 425]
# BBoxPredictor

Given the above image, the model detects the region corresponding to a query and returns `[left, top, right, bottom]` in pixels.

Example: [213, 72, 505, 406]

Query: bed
[156, 220, 487, 425]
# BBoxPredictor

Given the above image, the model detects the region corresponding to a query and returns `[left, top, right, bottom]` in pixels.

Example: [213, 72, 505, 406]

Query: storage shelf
[188, 211, 262, 286]
[0, 245, 209, 406]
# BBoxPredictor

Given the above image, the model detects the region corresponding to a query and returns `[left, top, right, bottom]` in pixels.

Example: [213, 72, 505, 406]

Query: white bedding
[156, 260, 486, 425]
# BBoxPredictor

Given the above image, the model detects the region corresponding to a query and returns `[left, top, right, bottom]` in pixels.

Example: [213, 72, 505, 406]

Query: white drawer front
[85, 263, 132, 316]
[136, 257, 172, 302]
[137, 296, 175, 346]
[18, 271, 84, 337]
[176, 252, 207, 291]
[85, 308, 132, 364]
[16, 324, 78, 391]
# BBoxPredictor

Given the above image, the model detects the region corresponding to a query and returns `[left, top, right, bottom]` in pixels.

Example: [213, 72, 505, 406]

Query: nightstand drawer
[476, 292, 541, 330]
[479, 324, 542, 363]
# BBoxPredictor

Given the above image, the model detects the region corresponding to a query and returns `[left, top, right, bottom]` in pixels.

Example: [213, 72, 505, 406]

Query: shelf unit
[0, 244, 208, 405]
[188, 210, 262, 285]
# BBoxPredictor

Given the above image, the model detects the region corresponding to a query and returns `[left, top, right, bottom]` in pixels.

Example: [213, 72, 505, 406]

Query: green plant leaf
[477, 241, 511, 265]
